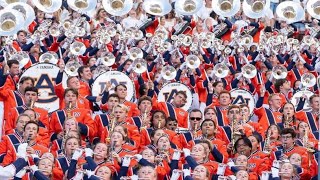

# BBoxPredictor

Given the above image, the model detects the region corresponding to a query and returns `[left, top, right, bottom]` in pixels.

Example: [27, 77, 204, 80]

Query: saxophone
[67, 101, 73, 119]
[303, 128, 315, 153]
[193, 123, 198, 139]
[30, 100, 35, 109]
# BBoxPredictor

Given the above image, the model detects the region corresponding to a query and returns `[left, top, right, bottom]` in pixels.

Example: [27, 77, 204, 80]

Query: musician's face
[64, 91, 77, 104]
[204, 109, 217, 121]
[24, 123, 38, 140]
[192, 165, 208, 180]
[139, 100, 152, 113]
[219, 93, 231, 106]
[201, 121, 215, 136]
[235, 155, 248, 170]
[235, 170, 249, 180]
[115, 85, 127, 99]
[64, 118, 77, 131]
[268, 125, 279, 139]
[157, 136, 170, 150]
[310, 96, 319, 110]
[114, 126, 127, 137]
[280, 163, 294, 178]
[98, 10, 107, 18]
[111, 132, 124, 146]
[41, 152, 54, 163]
[142, 149, 155, 163]
[151, 129, 166, 145]
[16, 116, 31, 133]
[213, 82, 224, 94]
[248, 136, 259, 152]
[269, 95, 281, 109]
[236, 139, 251, 156]
[10, 63, 20, 75]
[67, 77, 80, 89]
[227, 108, 241, 122]
[298, 122, 309, 134]
[281, 133, 294, 148]
[24, 91, 38, 104]
[96, 166, 112, 180]
[138, 166, 156, 180]
[189, 111, 202, 130]
[36, 11, 44, 19]
[94, 143, 108, 159]
[17, 32, 26, 44]
[152, 112, 166, 129]
[65, 138, 80, 156]
[191, 144, 206, 162]
[38, 158, 53, 176]
[283, 103, 295, 117]
[80, 67, 92, 80]
[281, 80, 291, 91]
[23, 110, 36, 121]
[107, 97, 119, 111]
[173, 93, 187, 107]
[20, 80, 34, 92]
[114, 107, 127, 121]
[289, 153, 302, 166]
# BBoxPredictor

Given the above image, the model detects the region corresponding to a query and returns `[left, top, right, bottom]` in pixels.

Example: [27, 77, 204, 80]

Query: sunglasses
[190, 117, 202, 121]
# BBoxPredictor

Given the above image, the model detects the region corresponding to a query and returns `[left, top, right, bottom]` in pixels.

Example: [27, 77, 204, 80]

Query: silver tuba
[9, 51, 29, 69]
[175, 0, 204, 15]
[213, 63, 229, 78]
[65, 60, 81, 76]
[0, 9, 24, 36]
[0, 0, 27, 7]
[70, 41, 86, 56]
[242, 0, 270, 19]
[102, 0, 133, 16]
[6, 2, 35, 27]
[161, 65, 177, 81]
[272, 65, 288, 79]
[212, 0, 241, 17]
[276, 1, 304, 24]
[241, 64, 257, 79]
[32, 0, 62, 13]
[67, 0, 97, 12]
[39, 51, 58, 64]
[100, 52, 115, 67]
[142, 0, 172, 16]
[301, 73, 316, 88]
[186, 55, 200, 69]
[306, 0, 320, 20]
[129, 47, 143, 60]
[132, 58, 147, 74]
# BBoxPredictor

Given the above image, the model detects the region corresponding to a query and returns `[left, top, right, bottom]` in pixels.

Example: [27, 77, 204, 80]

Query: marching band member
[0, 60, 20, 91]
[179, 109, 203, 148]
[128, 96, 153, 130]
[6, 87, 49, 135]
[296, 95, 319, 132]
[49, 88, 96, 142]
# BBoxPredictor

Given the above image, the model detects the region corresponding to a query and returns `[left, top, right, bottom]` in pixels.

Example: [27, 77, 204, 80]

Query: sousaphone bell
[212, 0, 241, 17]
[65, 60, 81, 76]
[32, 0, 62, 13]
[161, 65, 177, 81]
[102, 0, 133, 16]
[242, 0, 270, 19]
[6, 2, 35, 27]
[301, 73, 316, 88]
[70, 41, 86, 56]
[129, 47, 143, 60]
[67, 0, 97, 12]
[186, 55, 200, 69]
[39, 51, 58, 64]
[132, 58, 147, 74]
[213, 63, 229, 78]
[241, 64, 257, 79]
[0, 0, 27, 7]
[142, 0, 172, 16]
[307, 0, 320, 19]
[272, 65, 288, 79]
[0, 9, 24, 36]
[175, 0, 204, 15]
[276, 1, 304, 24]
[9, 51, 29, 69]
[100, 52, 115, 67]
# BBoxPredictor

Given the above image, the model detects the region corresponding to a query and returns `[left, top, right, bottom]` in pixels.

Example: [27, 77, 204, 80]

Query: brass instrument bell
[39, 51, 59, 64]
[32, 0, 62, 13]
[272, 65, 288, 79]
[129, 47, 143, 60]
[65, 60, 81, 76]
[0, 9, 24, 36]
[213, 63, 229, 78]
[276, 1, 304, 24]
[241, 64, 257, 79]
[102, 0, 133, 16]
[301, 73, 316, 88]
[175, 0, 204, 15]
[132, 58, 147, 74]
[70, 41, 86, 56]
[142, 0, 172, 16]
[186, 55, 200, 69]
[161, 65, 177, 81]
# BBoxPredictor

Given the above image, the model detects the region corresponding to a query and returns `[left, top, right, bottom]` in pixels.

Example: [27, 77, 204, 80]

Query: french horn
[276, 1, 304, 24]
[102, 0, 133, 16]
[175, 0, 204, 15]
[132, 58, 147, 74]
[213, 63, 229, 78]
[67, 0, 97, 12]
[6, 2, 35, 27]
[39, 51, 58, 64]
[142, 0, 172, 16]
[65, 60, 81, 76]
[70, 41, 86, 56]
[32, 0, 62, 13]
[301, 73, 316, 88]
[186, 55, 200, 69]
[212, 0, 241, 17]
[161, 65, 177, 80]
[0, 9, 24, 36]
[129, 47, 143, 60]
[242, 0, 270, 19]
[307, 0, 320, 20]
[241, 64, 257, 79]
[272, 65, 288, 79]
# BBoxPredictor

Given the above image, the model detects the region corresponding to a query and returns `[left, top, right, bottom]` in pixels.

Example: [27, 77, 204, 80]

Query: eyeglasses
[281, 135, 292, 139]
[190, 117, 202, 121]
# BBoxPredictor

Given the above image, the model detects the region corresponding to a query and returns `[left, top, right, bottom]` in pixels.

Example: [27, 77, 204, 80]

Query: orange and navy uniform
[254, 106, 283, 132]
[94, 113, 111, 143]
[296, 111, 319, 132]
[153, 101, 188, 128]
[139, 128, 181, 150]
[101, 100, 140, 117]
[0, 131, 23, 164]
[0, 89, 25, 124]
[49, 108, 96, 141]
[247, 154, 269, 175]
[179, 130, 202, 148]
[5, 105, 49, 135]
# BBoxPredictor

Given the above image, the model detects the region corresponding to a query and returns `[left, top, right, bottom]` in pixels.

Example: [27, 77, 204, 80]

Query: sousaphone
[0, 0, 27, 7]
[39, 51, 59, 64]
[142, 0, 172, 16]
[212, 0, 241, 17]
[307, 0, 320, 19]
[0, 9, 24, 36]
[241, 64, 257, 79]
[186, 55, 200, 69]
[272, 65, 288, 79]
[242, 0, 270, 19]
[102, 0, 133, 16]
[9, 51, 29, 69]
[276, 1, 304, 24]
[6, 2, 35, 27]
[132, 58, 147, 74]
[161, 65, 177, 81]
[70, 41, 86, 56]
[67, 0, 97, 12]
[175, 0, 204, 15]
[213, 63, 229, 78]
[32, 0, 62, 13]
[301, 73, 316, 88]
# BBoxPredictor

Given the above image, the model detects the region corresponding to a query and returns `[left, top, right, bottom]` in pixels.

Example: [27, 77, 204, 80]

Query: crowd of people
[0, 0, 319, 179]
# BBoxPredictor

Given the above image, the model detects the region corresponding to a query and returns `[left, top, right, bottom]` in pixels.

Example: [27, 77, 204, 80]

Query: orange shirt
[254, 107, 283, 132]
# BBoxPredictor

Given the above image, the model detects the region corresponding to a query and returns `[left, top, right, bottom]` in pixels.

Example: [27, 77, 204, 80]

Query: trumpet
[303, 128, 315, 152]
[106, 107, 117, 143]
